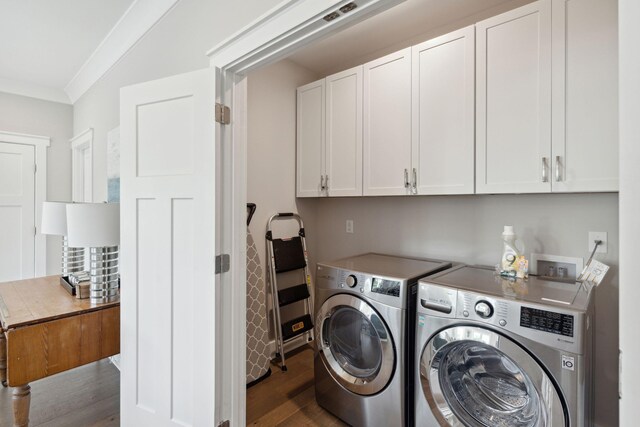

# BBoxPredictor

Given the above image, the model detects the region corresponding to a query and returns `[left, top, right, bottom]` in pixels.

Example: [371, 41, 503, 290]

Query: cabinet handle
[325, 175, 329, 192]
[320, 175, 325, 191]
[555, 156, 561, 182]
[412, 168, 418, 194]
[541, 157, 549, 183]
[404, 169, 410, 189]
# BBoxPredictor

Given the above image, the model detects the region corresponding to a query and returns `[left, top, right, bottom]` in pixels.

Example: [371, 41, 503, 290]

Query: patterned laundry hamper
[246, 203, 271, 386]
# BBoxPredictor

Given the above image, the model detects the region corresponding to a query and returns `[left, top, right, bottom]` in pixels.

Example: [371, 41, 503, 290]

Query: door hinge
[218, 421, 230, 427]
[34, 226, 37, 236]
[215, 254, 230, 274]
[215, 103, 231, 125]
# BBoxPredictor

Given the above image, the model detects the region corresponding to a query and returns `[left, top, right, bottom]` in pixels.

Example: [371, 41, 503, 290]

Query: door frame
[70, 128, 94, 202]
[205, 0, 404, 424]
[0, 130, 50, 277]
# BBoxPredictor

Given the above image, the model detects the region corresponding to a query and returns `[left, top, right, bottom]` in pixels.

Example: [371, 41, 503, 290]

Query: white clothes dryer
[415, 265, 595, 427]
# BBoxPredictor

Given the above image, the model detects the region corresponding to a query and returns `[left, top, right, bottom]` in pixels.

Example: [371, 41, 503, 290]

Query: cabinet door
[363, 47, 412, 196]
[476, 0, 552, 194]
[326, 66, 363, 197]
[296, 79, 325, 197]
[551, 0, 618, 192]
[412, 26, 475, 195]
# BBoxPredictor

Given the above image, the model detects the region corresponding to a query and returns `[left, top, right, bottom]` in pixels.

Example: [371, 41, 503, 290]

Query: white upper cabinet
[326, 66, 363, 196]
[551, 0, 618, 192]
[476, 0, 552, 194]
[296, 79, 325, 197]
[412, 26, 475, 195]
[363, 47, 412, 196]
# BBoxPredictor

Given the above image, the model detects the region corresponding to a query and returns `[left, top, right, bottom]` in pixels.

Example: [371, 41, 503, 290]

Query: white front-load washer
[314, 253, 452, 427]
[415, 265, 594, 427]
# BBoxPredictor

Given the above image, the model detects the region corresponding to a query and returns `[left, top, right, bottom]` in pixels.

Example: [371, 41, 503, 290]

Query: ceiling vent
[340, 2, 358, 14]
[323, 11, 341, 22]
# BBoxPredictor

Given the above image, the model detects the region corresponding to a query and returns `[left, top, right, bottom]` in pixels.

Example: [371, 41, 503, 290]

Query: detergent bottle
[501, 226, 523, 273]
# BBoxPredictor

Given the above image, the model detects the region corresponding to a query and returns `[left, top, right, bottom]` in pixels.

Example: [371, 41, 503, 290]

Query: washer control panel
[416, 280, 587, 354]
[459, 292, 509, 327]
[474, 301, 494, 318]
[317, 265, 409, 309]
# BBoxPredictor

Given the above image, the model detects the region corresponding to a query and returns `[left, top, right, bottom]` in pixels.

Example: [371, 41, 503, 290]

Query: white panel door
[551, 0, 618, 192]
[296, 79, 325, 197]
[120, 68, 218, 427]
[0, 142, 35, 281]
[363, 47, 412, 196]
[476, 0, 552, 194]
[326, 66, 363, 197]
[412, 26, 475, 195]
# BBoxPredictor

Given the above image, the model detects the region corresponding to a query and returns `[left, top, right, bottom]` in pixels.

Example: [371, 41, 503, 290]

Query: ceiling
[0, 0, 134, 102]
[0, 0, 528, 104]
[287, 0, 529, 76]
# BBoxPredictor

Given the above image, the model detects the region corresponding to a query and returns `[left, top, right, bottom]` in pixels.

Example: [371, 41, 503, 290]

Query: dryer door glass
[420, 326, 566, 427]
[327, 307, 382, 379]
[317, 294, 395, 395]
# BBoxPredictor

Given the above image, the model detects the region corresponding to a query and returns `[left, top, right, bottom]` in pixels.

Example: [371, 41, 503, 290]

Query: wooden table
[0, 276, 120, 427]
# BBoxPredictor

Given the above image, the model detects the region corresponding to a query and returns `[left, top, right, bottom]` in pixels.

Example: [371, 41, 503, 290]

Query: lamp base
[89, 246, 120, 304]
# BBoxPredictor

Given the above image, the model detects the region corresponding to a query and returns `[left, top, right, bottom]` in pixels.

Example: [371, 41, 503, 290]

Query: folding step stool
[266, 212, 314, 371]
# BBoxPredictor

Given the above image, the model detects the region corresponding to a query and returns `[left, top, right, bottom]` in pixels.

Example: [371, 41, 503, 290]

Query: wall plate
[530, 253, 584, 282]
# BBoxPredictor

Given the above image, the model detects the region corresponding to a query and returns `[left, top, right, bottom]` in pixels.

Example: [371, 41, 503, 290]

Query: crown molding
[64, 0, 181, 104]
[0, 77, 71, 104]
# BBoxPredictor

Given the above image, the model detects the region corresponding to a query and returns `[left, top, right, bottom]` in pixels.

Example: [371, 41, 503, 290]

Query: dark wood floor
[0, 359, 120, 427]
[247, 345, 346, 426]
[1, 347, 338, 427]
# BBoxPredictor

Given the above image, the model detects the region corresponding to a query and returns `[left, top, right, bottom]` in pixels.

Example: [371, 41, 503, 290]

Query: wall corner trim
[64, 0, 181, 104]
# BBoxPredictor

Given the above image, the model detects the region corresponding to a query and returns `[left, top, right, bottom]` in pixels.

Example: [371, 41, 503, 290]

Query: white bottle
[501, 226, 520, 272]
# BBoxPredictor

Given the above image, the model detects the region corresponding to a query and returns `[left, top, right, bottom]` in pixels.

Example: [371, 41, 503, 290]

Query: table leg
[0, 325, 6, 387]
[12, 385, 31, 427]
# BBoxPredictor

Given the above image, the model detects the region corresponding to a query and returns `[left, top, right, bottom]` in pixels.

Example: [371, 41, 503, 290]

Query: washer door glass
[316, 294, 395, 395]
[327, 307, 382, 379]
[421, 326, 566, 427]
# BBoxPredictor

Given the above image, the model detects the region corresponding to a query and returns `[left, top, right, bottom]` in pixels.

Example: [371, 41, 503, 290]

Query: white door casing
[0, 142, 35, 281]
[120, 68, 217, 426]
[475, 0, 552, 194]
[412, 26, 475, 195]
[70, 128, 94, 202]
[0, 131, 49, 278]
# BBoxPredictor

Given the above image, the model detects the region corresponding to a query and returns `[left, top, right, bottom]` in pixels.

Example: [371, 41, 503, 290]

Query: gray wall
[0, 91, 73, 275]
[73, 0, 283, 201]
[311, 192, 618, 426]
[247, 59, 319, 294]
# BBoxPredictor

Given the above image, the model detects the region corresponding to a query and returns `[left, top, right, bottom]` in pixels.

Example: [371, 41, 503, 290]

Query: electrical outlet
[346, 220, 354, 234]
[588, 231, 608, 254]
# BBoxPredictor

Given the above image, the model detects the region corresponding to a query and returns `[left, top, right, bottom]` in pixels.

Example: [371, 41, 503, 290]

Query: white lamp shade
[66, 203, 120, 247]
[41, 201, 69, 235]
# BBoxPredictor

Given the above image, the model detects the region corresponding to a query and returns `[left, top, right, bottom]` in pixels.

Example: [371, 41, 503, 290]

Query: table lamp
[41, 201, 85, 279]
[66, 203, 120, 304]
